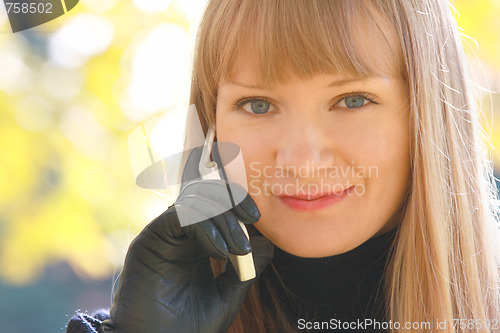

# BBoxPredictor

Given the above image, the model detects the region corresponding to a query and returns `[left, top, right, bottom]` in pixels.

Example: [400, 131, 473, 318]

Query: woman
[67, 0, 500, 332]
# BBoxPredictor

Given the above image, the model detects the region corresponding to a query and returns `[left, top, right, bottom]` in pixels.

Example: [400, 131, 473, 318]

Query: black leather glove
[101, 148, 274, 333]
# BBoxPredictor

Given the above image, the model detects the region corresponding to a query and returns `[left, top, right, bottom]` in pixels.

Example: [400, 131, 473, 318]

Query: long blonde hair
[189, 0, 500, 331]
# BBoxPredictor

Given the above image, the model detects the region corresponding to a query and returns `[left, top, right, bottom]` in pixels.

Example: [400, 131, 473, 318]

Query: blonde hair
[189, 0, 500, 331]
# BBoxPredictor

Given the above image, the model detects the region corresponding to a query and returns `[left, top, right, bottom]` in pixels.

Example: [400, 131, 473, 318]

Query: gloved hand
[101, 147, 274, 333]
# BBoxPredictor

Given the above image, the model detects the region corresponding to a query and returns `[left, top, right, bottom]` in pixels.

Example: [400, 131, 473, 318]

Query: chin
[257, 220, 370, 258]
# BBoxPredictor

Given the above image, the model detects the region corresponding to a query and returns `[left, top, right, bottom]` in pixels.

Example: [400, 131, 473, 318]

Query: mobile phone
[199, 126, 256, 282]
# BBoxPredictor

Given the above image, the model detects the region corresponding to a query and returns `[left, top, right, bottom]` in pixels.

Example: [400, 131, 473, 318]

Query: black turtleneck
[259, 227, 398, 332]
[66, 228, 398, 333]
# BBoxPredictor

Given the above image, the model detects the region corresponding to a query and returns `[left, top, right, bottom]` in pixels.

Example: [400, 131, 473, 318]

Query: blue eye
[235, 97, 276, 114]
[248, 100, 270, 114]
[338, 95, 370, 109]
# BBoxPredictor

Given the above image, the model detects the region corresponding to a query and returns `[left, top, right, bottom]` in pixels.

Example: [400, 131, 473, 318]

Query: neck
[261, 227, 398, 323]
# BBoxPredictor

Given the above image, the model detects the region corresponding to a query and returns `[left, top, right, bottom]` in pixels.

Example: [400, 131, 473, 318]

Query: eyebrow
[224, 77, 379, 90]
[224, 81, 267, 89]
[327, 78, 372, 87]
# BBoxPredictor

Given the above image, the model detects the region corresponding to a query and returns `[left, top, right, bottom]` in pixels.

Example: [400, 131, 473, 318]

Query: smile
[276, 186, 353, 211]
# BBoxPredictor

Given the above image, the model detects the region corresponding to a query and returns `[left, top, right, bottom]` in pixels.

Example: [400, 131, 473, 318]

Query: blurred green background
[0, 0, 499, 332]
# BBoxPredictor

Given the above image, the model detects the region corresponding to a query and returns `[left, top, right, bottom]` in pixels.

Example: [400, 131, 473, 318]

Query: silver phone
[198, 126, 256, 282]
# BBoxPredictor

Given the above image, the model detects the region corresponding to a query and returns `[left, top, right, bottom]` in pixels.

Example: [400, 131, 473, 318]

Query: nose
[275, 117, 335, 177]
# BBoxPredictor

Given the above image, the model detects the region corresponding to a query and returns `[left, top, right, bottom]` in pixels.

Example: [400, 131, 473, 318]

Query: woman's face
[216, 57, 410, 258]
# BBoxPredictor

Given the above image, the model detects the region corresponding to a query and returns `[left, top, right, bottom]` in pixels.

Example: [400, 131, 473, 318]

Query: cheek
[334, 115, 410, 226]
[215, 118, 272, 194]
[355, 118, 411, 212]
[345, 112, 410, 172]
[216, 128, 265, 167]
[216, 112, 275, 166]
[378, 119, 411, 178]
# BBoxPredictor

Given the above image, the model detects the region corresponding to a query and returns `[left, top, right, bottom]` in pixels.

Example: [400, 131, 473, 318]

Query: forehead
[219, 1, 404, 88]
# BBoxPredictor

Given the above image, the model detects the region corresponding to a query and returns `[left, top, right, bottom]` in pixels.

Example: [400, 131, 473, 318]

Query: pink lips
[277, 187, 353, 211]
